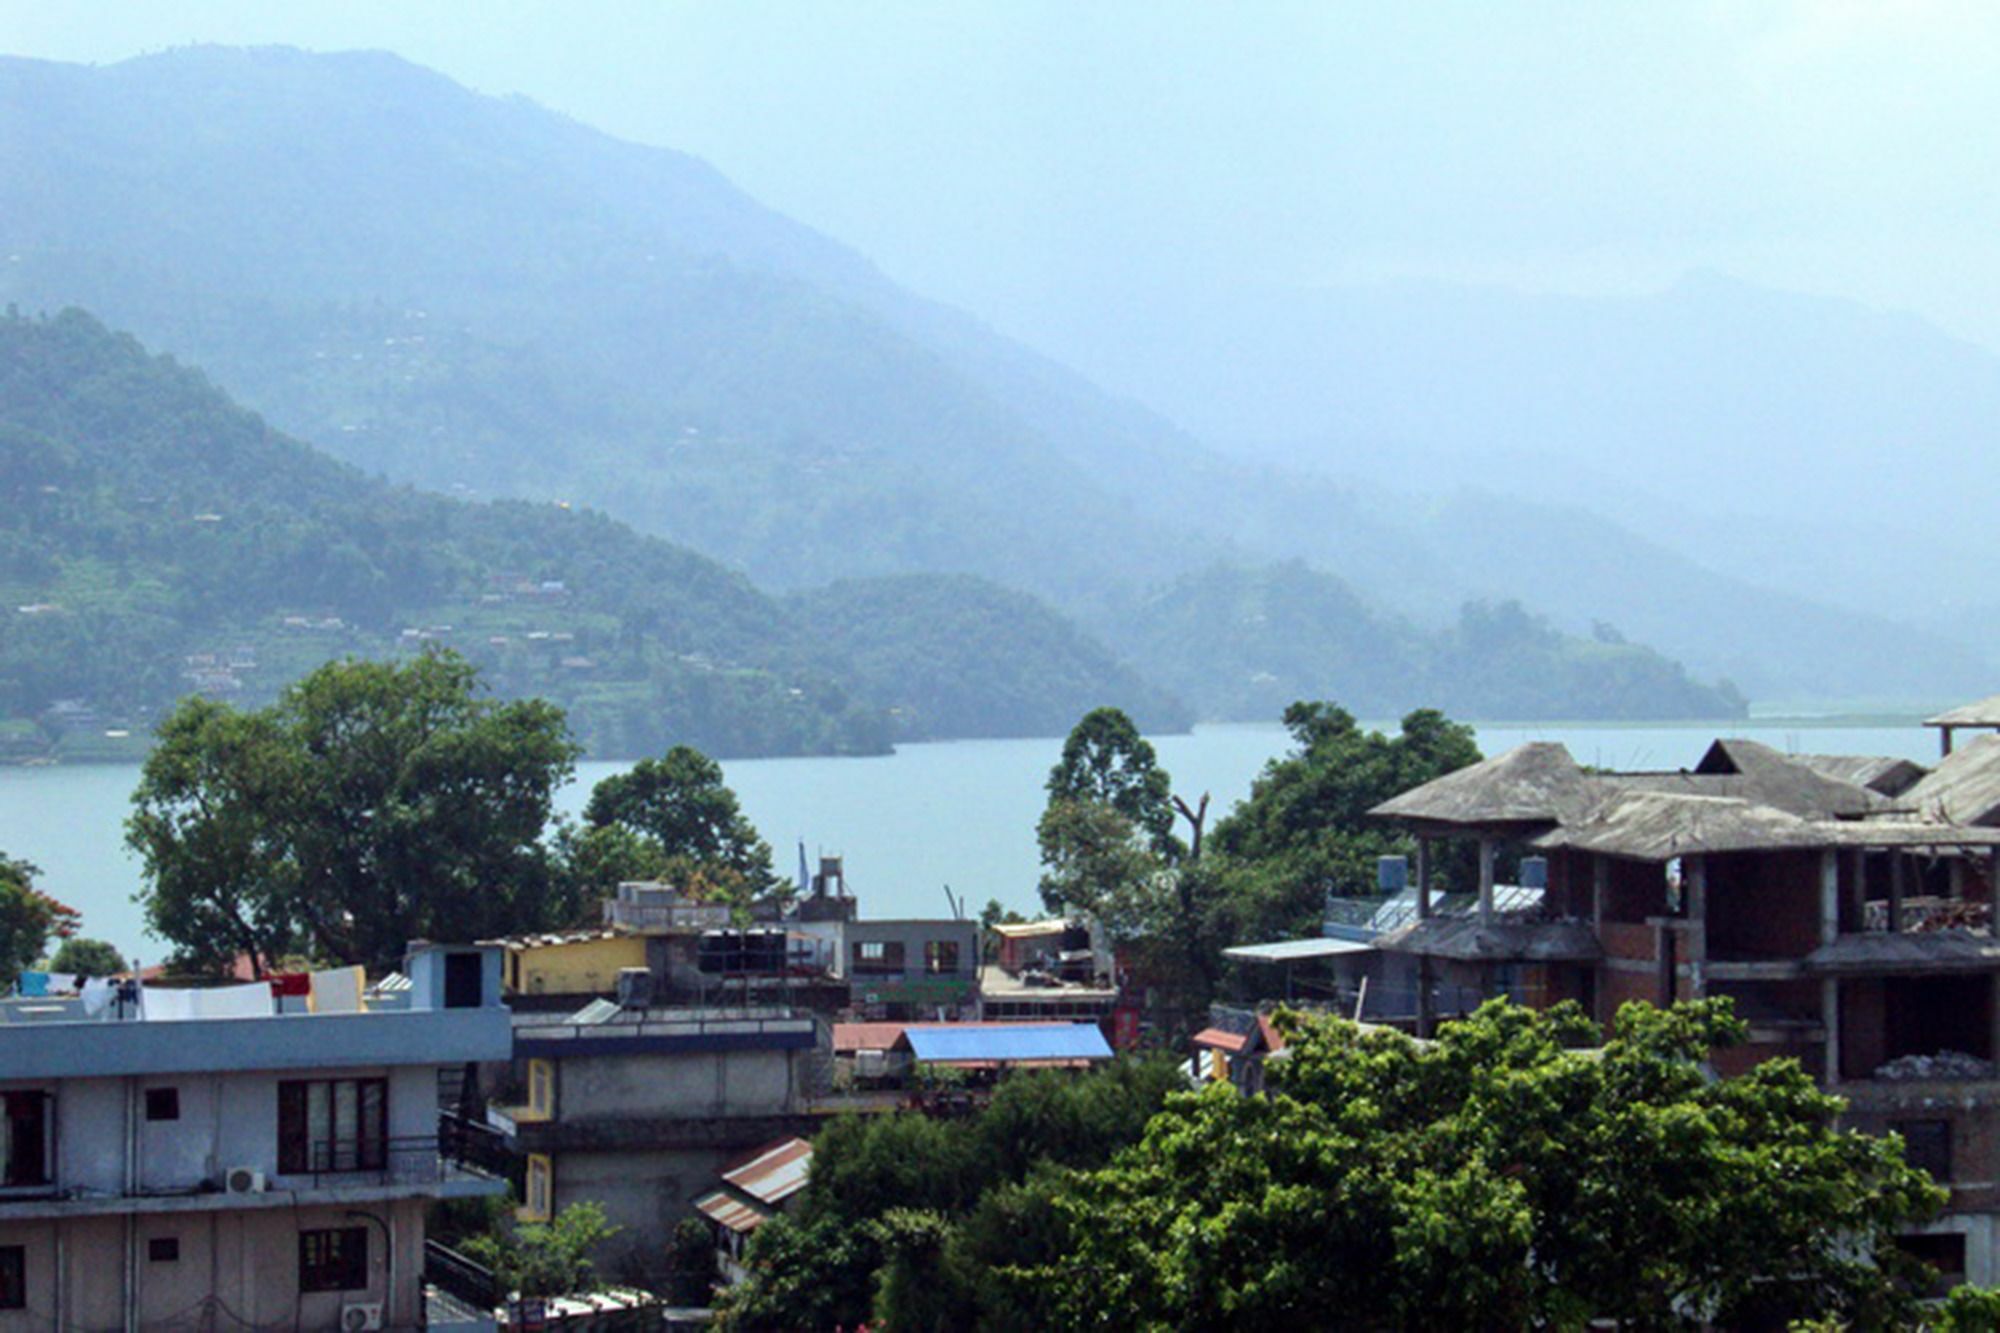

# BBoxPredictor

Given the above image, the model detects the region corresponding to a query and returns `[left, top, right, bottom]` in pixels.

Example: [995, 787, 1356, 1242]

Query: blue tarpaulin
[899, 1022, 1113, 1065]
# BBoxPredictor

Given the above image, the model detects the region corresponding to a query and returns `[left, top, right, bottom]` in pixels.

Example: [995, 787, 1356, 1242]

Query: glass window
[148, 1236, 180, 1263]
[851, 940, 905, 975]
[924, 940, 961, 975]
[522, 1154, 553, 1221]
[278, 1079, 388, 1174]
[145, 1088, 180, 1122]
[298, 1226, 369, 1293]
[0, 1246, 22, 1309]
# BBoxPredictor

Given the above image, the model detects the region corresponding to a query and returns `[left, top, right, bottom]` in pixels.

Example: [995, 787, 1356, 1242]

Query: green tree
[1042, 707, 1179, 858]
[0, 854, 78, 988]
[460, 1201, 618, 1299]
[1042, 999, 1944, 1331]
[664, 1216, 717, 1307]
[48, 937, 127, 977]
[130, 652, 580, 973]
[580, 745, 779, 910]
[1207, 703, 1482, 941]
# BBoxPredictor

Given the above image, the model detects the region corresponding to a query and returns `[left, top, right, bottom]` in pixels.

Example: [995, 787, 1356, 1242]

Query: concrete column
[1477, 837, 1496, 926]
[1416, 955, 1435, 1039]
[1819, 849, 1840, 946]
[1592, 856, 1607, 928]
[1823, 976, 1841, 1086]
[1944, 725, 1956, 758]
[1414, 837, 1431, 920]
[1686, 855, 1708, 999]
[1889, 851, 1905, 933]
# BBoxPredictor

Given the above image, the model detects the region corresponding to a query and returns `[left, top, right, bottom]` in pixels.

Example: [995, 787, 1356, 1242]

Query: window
[528, 1060, 554, 1118]
[1896, 1119, 1953, 1182]
[444, 951, 484, 1009]
[1, 1091, 51, 1188]
[145, 1088, 180, 1122]
[298, 1227, 369, 1293]
[519, 1154, 553, 1222]
[277, 1079, 387, 1175]
[924, 940, 961, 975]
[148, 1236, 180, 1263]
[0, 1246, 21, 1310]
[851, 940, 905, 975]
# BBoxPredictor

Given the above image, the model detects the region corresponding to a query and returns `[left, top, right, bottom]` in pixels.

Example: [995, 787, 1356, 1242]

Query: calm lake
[0, 718, 1946, 964]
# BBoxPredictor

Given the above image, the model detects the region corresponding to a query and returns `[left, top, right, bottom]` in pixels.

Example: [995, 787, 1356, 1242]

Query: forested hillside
[1105, 563, 1745, 722]
[0, 310, 1187, 756]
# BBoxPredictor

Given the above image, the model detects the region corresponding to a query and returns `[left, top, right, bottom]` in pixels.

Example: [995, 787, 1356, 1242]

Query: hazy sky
[7, 1, 2000, 362]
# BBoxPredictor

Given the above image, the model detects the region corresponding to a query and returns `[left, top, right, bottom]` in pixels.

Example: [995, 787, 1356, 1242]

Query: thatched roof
[1926, 694, 2000, 728]
[1790, 753, 1929, 798]
[1900, 735, 2000, 828]
[1806, 931, 2000, 975]
[1369, 742, 1595, 830]
[1684, 738, 1892, 817]
[1374, 915, 1602, 962]
[1534, 791, 1835, 861]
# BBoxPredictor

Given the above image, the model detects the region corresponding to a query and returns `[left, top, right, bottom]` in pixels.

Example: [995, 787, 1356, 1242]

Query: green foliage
[1207, 703, 1483, 940]
[1042, 707, 1180, 858]
[0, 854, 78, 988]
[718, 1058, 1184, 1331]
[1040, 999, 1945, 1331]
[47, 936, 127, 976]
[1105, 561, 1748, 723]
[1934, 1285, 2000, 1331]
[578, 746, 780, 909]
[460, 1200, 618, 1300]
[664, 1216, 717, 1308]
[783, 574, 1190, 740]
[129, 651, 581, 972]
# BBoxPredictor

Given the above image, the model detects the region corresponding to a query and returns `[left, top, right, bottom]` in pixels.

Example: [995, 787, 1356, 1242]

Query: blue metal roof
[901, 1023, 1113, 1064]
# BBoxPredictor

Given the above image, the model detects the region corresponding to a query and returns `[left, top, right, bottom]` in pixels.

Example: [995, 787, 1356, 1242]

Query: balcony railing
[603, 900, 732, 932]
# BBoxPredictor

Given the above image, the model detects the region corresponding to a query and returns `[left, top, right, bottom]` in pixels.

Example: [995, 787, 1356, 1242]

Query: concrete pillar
[1415, 837, 1431, 920]
[1889, 851, 1905, 932]
[1823, 976, 1841, 1086]
[1819, 849, 1840, 945]
[1592, 856, 1607, 928]
[1416, 955, 1435, 1038]
[1477, 837, 1496, 926]
[1686, 855, 1707, 999]
[1944, 725, 1956, 758]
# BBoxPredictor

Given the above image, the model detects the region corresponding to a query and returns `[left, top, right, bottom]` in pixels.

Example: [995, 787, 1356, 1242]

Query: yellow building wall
[507, 936, 647, 996]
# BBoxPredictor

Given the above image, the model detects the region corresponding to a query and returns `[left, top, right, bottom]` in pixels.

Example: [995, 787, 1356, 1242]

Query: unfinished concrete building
[1369, 733, 2000, 1284]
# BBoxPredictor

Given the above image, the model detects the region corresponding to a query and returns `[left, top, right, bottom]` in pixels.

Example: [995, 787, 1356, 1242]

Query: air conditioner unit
[223, 1166, 265, 1195]
[340, 1304, 384, 1331]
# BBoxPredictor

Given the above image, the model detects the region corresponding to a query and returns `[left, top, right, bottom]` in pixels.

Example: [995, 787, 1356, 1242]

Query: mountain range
[0, 45, 1896, 734]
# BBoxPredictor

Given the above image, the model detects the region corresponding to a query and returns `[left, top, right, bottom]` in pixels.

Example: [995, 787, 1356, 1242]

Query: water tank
[615, 967, 654, 1009]
[1377, 856, 1409, 893]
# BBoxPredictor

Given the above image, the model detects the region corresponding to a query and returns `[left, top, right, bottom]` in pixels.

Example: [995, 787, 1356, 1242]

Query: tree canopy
[0, 854, 78, 988]
[1040, 999, 1945, 1331]
[1207, 703, 1483, 941]
[128, 651, 580, 974]
[577, 745, 779, 908]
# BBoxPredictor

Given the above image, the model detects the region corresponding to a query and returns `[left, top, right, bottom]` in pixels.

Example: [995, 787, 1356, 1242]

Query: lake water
[0, 718, 1947, 965]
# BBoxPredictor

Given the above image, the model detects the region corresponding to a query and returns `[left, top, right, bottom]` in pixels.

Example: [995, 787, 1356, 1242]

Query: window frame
[277, 1077, 389, 1176]
[851, 940, 907, 975]
[298, 1226, 370, 1294]
[923, 939, 961, 976]
[0, 1089, 53, 1190]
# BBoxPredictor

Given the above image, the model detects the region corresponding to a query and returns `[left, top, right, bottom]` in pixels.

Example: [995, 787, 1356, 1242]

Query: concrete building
[487, 997, 824, 1287]
[1368, 732, 2000, 1287]
[0, 942, 511, 1332]
[843, 919, 981, 1020]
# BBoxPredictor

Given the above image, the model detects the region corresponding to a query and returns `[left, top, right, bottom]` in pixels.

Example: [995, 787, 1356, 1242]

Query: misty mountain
[0, 45, 1960, 708]
[1068, 274, 2000, 636]
[0, 308, 1190, 755]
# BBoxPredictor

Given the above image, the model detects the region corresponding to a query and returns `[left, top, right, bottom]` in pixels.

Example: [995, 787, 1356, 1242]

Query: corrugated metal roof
[694, 1189, 769, 1234]
[1191, 1026, 1248, 1053]
[900, 1022, 1113, 1064]
[990, 920, 1069, 938]
[1928, 694, 2000, 728]
[1224, 938, 1374, 963]
[832, 1021, 908, 1053]
[722, 1137, 812, 1207]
